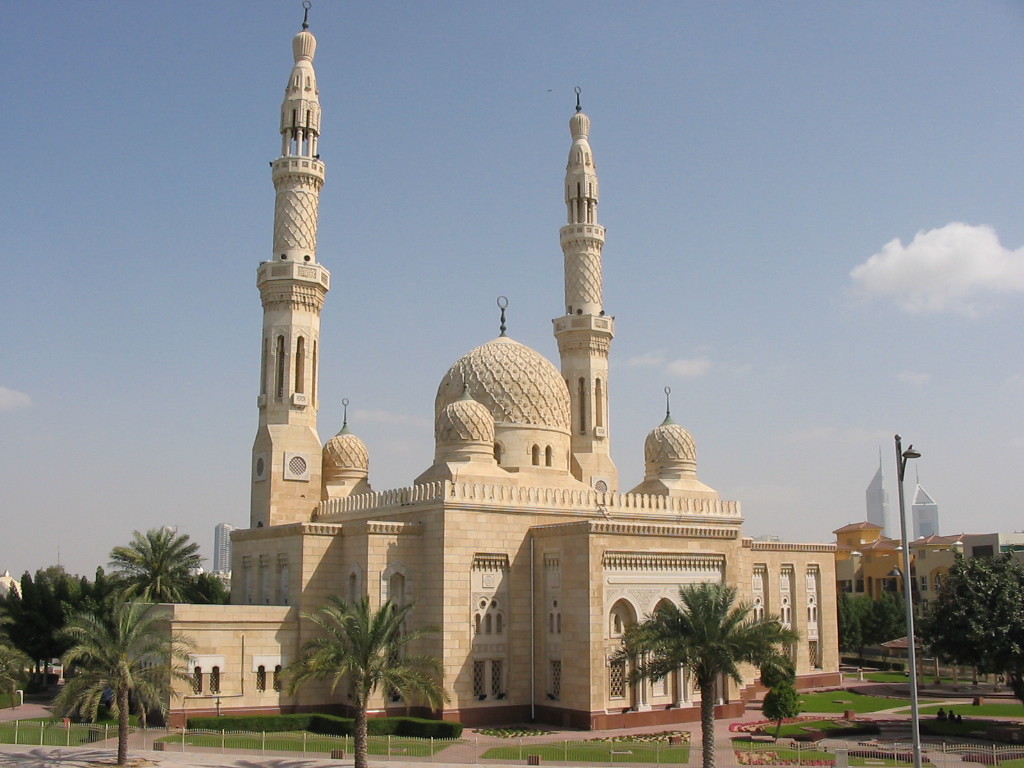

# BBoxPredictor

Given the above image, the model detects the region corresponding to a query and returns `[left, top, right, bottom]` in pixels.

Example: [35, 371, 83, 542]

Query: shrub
[186, 713, 460, 738]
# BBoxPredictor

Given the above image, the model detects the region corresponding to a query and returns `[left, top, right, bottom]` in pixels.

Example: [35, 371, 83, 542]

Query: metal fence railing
[2, 723, 1023, 766]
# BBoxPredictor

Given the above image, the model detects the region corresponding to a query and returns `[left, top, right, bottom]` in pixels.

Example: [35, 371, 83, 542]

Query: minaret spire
[552, 93, 618, 491]
[250, 13, 331, 528]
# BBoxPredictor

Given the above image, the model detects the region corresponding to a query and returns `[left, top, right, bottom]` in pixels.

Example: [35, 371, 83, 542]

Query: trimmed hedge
[186, 713, 461, 738]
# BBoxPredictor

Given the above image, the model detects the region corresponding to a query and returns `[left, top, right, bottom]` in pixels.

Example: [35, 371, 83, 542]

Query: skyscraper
[912, 483, 939, 539]
[213, 523, 236, 574]
[865, 453, 890, 538]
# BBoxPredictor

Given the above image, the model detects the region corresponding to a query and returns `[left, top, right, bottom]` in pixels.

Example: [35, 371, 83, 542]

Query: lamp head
[902, 445, 921, 460]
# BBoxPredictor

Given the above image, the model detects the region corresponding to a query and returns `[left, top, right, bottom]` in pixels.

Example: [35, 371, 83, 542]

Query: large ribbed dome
[435, 337, 571, 431]
[644, 415, 697, 475]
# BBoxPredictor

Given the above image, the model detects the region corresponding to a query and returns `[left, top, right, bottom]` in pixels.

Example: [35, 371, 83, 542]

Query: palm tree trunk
[699, 679, 717, 768]
[354, 702, 369, 768]
[116, 685, 129, 766]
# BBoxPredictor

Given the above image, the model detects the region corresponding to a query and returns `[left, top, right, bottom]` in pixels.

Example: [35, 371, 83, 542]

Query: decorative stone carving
[435, 336, 571, 430]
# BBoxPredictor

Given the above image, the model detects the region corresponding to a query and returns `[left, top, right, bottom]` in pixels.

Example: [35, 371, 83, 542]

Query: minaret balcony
[552, 314, 614, 336]
[257, 260, 331, 290]
[559, 223, 605, 243]
[271, 156, 326, 183]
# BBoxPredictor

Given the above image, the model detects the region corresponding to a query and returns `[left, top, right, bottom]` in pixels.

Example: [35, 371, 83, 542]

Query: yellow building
[158, 13, 841, 730]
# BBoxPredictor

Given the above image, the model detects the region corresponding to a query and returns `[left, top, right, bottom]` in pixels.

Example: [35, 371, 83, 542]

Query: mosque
[158, 12, 839, 729]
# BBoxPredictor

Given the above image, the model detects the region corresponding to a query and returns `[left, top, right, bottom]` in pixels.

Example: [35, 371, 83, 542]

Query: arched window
[495, 613, 503, 634]
[578, 378, 587, 434]
[192, 667, 202, 694]
[474, 614, 481, 635]
[210, 666, 220, 694]
[545, 446, 553, 467]
[295, 337, 305, 394]
[389, 572, 406, 607]
[275, 336, 286, 400]
[484, 614, 492, 635]
[260, 338, 268, 395]
[273, 665, 282, 692]
[531, 445, 540, 466]
[311, 341, 317, 404]
[348, 572, 358, 603]
[594, 379, 604, 428]
[256, 665, 266, 692]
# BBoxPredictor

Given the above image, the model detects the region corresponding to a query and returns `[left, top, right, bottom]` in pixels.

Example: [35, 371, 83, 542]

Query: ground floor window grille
[550, 659, 561, 699]
[609, 657, 626, 699]
[473, 660, 486, 698]
[191, 667, 202, 694]
[490, 659, 503, 698]
[809, 640, 822, 669]
[256, 665, 266, 692]
[210, 666, 221, 694]
[273, 665, 282, 692]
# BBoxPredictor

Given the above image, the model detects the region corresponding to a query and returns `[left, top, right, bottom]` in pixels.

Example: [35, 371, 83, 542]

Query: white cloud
[626, 350, 666, 367]
[897, 371, 931, 387]
[850, 223, 1024, 315]
[667, 357, 711, 378]
[0, 387, 31, 411]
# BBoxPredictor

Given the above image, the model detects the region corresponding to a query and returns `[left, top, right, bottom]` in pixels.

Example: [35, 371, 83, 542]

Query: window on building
[210, 666, 221, 695]
[550, 659, 561, 700]
[192, 667, 202, 695]
[473, 660, 485, 699]
[256, 665, 266, 692]
[490, 659, 503, 698]
[273, 665, 282, 692]
[275, 335, 286, 400]
[609, 657, 626, 699]
[594, 379, 604, 428]
[531, 445, 540, 466]
[545, 446, 553, 467]
[295, 337, 305, 394]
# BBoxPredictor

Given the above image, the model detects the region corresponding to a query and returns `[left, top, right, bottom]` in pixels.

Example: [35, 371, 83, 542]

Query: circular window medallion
[594, 479, 609, 493]
[289, 456, 307, 476]
[256, 457, 265, 476]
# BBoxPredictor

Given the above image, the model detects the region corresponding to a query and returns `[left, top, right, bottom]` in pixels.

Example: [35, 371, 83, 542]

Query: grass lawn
[798, 690, 937, 714]
[482, 741, 689, 764]
[157, 731, 454, 757]
[919, 701, 1024, 718]
[766, 719, 877, 738]
[0, 720, 106, 747]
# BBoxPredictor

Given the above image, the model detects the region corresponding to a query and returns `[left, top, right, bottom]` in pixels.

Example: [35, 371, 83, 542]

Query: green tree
[109, 528, 203, 603]
[921, 554, 1024, 704]
[0, 642, 31, 708]
[181, 572, 230, 605]
[763, 681, 801, 737]
[619, 583, 798, 768]
[860, 591, 905, 649]
[837, 592, 864, 656]
[287, 597, 448, 768]
[54, 601, 193, 766]
[3, 569, 74, 682]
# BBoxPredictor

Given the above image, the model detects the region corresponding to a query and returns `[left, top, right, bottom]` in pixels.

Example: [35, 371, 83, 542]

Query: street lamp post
[894, 434, 922, 768]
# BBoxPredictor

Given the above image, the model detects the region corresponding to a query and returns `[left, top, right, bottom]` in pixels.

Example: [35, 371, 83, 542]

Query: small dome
[323, 425, 369, 477]
[436, 390, 495, 445]
[644, 415, 697, 476]
[435, 336, 571, 432]
[570, 111, 590, 140]
[293, 29, 316, 62]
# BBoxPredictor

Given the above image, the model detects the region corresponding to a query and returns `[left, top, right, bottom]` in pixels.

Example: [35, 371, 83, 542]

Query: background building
[911, 483, 939, 539]
[212, 523, 236, 575]
[865, 456, 891, 539]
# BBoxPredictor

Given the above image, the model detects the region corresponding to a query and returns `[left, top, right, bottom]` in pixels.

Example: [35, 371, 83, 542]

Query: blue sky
[2, 1, 1022, 578]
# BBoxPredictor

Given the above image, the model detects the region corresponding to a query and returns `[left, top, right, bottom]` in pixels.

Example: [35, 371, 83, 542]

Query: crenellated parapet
[313, 479, 743, 523]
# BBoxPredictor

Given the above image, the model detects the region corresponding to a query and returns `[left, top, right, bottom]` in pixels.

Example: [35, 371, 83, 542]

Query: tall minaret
[251, 8, 330, 528]
[552, 92, 618, 491]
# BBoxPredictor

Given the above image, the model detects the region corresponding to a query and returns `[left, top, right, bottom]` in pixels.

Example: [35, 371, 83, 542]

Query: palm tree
[109, 528, 203, 603]
[619, 583, 798, 768]
[287, 596, 448, 768]
[53, 601, 193, 766]
[0, 642, 30, 709]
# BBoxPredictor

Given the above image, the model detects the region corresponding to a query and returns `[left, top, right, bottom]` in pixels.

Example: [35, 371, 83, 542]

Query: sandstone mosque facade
[159, 15, 839, 729]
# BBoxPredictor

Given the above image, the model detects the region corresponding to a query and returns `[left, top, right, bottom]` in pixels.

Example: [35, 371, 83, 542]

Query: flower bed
[586, 730, 690, 744]
[474, 727, 555, 738]
[736, 751, 833, 765]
